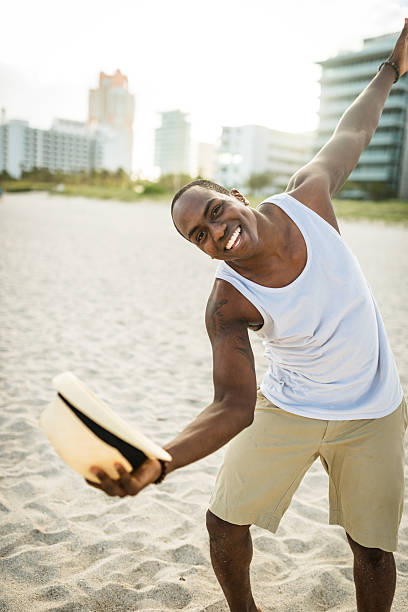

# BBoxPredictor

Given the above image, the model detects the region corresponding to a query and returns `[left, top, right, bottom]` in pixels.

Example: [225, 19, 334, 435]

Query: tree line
[0, 167, 397, 200]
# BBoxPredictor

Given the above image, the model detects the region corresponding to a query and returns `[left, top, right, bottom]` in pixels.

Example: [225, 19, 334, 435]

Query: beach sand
[0, 192, 407, 611]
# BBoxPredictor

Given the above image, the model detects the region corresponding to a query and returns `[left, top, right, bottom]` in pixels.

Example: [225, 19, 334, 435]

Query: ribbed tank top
[215, 192, 403, 420]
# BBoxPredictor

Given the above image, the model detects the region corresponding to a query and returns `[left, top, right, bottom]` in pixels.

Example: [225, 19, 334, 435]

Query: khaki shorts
[209, 390, 407, 552]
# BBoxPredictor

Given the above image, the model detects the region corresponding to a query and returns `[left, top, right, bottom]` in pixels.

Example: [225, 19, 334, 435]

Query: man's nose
[209, 222, 227, 242]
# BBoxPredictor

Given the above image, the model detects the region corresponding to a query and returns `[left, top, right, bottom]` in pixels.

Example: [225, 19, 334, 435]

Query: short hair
[171, 179, 231, 217]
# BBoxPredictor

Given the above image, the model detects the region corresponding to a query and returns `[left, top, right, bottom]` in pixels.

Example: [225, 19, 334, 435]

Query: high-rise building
[197, 142, 216, 179]
[88, 70, 135, 174]
[154, 110, 196, 177]
[317, 32, 408, 199]
[216, 125, 315, 192]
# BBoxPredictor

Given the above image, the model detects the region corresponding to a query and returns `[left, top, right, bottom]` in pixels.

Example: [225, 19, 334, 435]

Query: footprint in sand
[36, 584, 70, 602]
[171, 544, 207, 565]
[147, 581, 193, 608]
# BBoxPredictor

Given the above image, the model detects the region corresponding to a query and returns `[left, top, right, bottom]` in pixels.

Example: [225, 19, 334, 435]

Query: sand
[0, 192, 407, 611]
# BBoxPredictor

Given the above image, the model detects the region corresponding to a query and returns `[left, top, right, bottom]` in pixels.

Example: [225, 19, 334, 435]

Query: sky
[1, 0, 407, 175]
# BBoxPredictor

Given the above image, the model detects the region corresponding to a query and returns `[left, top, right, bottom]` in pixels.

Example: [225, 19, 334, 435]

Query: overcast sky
[1, 0, 407, 174]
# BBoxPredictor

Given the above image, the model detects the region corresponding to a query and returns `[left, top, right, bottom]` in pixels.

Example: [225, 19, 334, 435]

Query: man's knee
[206, 509, 251, 542]
[346, 532, 393, 567]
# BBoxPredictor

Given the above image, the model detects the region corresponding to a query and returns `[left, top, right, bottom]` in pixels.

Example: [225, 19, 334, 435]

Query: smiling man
[88, 21, 408, 612]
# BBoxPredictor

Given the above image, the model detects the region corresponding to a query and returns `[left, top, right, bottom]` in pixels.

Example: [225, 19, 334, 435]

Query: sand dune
[0, 192, 407, 611]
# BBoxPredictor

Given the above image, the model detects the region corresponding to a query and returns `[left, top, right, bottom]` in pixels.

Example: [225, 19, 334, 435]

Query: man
[88, 20, 408, 612]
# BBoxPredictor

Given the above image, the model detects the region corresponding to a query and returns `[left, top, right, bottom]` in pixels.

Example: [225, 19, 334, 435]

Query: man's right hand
[388, 19, 408, 77]
[85, 457, 162, 497]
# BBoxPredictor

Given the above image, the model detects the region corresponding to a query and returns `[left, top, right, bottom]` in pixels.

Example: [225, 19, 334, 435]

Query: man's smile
[225, 225, 242, 251]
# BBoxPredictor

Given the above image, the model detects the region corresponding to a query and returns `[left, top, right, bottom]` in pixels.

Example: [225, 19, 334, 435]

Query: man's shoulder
[285, 173, 340, 233]
[205, 278, 262, 327]
[206, 278, 243, 316]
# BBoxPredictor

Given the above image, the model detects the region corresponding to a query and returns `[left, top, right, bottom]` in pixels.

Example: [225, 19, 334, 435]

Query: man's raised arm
[287, 19, 408, 199]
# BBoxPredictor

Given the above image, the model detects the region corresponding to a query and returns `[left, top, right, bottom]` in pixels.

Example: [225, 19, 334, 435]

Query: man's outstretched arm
[287, 19, 408, 217]
[162, 291, 257, 473]
[86, 282, 258, 496]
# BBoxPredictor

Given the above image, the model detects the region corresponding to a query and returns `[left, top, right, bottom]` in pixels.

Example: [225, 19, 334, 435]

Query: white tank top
[215, 192, 403, 420]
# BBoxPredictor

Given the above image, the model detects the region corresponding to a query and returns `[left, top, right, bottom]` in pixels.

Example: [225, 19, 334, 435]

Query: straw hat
[40, 372, 171, 483]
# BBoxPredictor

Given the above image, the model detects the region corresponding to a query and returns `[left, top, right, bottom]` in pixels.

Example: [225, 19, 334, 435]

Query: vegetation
[332, 199, 408, 224]
[246, 171, 277, 194]
[341, 179, 397, 201]
[0, 168, 192, 202]
[1, 168, 407, 224]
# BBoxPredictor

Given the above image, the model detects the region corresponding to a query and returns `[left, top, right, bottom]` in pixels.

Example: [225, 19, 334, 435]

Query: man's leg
[346, 533, 396, 612]
[319, 400, 407, 611]
[206, 510, 262, 612]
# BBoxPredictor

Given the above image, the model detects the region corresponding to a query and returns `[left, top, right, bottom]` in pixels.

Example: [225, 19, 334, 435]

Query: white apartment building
[154, 110, 197, 177]
[216, 125, 315, 191]
[0, 118, 103, 178]
[0, 120, 29, 178]
[317, 32, 408, 199]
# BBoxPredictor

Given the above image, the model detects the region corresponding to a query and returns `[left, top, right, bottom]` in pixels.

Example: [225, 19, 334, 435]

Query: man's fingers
[90, 467, 122, 496]
[85, 478, 103, 490]
[86, 460, 161, 497]
[85, 476, 120, 496]
[117, 459, 161, 494]
[114, 463, 130, 480]
[114, 463, 141, 495]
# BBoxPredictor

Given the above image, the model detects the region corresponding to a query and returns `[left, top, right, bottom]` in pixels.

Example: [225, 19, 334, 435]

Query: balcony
[378, 114, 406, 128]
[314, 128, 403, 152]
[318, 112, 405, 134]
[358, 150, 396, 164]
[370, 132, 403, 146]
[349, 167, 391, 181]
[319, 80, 369, 100]
[319, 94, 407, 117]
[322, 60, 381, 83]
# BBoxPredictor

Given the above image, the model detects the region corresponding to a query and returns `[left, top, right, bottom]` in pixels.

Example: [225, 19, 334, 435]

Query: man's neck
[226, 205, 294, 283]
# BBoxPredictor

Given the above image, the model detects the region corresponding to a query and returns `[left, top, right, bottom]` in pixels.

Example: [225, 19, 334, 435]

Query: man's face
[172, 187, 260, 261]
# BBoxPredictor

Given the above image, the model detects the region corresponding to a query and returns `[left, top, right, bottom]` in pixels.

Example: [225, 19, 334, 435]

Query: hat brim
[40, 372, 172, 483]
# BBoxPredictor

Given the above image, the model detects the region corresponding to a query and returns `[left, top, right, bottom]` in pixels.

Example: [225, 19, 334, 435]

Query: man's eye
[211, 204, 222, 218]
[197, 231, 205, 242]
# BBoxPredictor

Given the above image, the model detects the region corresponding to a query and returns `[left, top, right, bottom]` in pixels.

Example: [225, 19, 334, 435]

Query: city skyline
[1, 0, 407, 175]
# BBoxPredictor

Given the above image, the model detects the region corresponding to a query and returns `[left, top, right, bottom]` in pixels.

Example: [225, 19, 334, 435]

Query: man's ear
[231, 188, 250, 206]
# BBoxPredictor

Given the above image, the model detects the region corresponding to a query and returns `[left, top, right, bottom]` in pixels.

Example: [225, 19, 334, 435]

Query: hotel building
[317, 32, 408, 199]
[88, 70, 135, 174]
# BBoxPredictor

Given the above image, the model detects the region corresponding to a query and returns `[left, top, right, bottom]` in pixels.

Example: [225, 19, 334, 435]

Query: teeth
[226, 226, 241, 250]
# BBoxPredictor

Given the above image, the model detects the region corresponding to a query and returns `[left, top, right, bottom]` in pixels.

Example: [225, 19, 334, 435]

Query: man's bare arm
[86, 282, 258, 495]
[163, 285, 257, 474]
[287, 20, 408, 203]
[289, 68, 394, 198]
